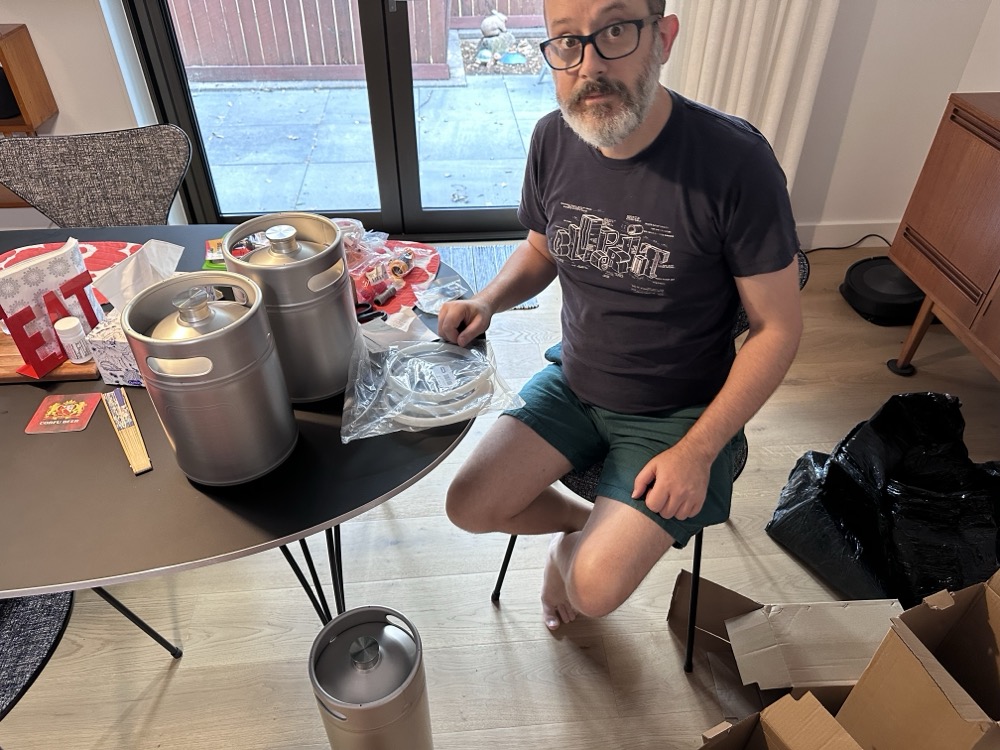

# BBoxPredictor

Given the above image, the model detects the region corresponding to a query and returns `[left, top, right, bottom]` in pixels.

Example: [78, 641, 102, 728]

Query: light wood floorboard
[2, 246, 999, 749]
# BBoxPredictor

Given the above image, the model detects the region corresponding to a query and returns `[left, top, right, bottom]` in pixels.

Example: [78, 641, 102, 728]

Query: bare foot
[541, 532, 577, 631]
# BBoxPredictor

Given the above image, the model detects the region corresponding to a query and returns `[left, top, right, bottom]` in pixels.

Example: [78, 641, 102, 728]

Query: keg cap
[147, 286, 249, 340]
[312, 619, 419, 705]
[243, 223, 331, 266]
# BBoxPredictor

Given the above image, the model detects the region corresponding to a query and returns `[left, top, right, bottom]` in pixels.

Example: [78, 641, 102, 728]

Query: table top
[0, 224, 470, 598]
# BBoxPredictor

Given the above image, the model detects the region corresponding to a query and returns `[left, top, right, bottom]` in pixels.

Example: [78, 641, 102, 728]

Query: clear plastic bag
[413, 270, 473, 315]
[346, 232, 439, 306]
[340, 330, 524, 443]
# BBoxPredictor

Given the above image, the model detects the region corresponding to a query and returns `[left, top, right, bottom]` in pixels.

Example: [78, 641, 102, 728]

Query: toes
[543, 604, 562, 630]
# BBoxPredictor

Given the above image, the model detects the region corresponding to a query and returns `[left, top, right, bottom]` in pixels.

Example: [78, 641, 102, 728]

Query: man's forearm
[475, 235, 557, 314]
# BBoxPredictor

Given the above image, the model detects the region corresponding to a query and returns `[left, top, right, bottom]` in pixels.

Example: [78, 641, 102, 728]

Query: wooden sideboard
[887, 92, 1000, 381]
[0, 24, 58, 209]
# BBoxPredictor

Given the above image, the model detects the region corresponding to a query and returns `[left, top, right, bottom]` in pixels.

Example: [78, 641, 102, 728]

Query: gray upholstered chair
[491, 251, 811, 673]
[0, 124, 191, 227]
[0, 127, 191, 678]
[0, 592, 73, 721]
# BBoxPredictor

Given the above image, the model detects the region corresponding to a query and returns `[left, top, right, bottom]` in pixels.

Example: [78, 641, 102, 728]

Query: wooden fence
[451, 0, 545, 28]
[169, 0, 543, 82]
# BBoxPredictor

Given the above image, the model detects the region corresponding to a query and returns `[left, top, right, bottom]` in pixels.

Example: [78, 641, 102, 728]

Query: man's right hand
[438, 298, 493, 347]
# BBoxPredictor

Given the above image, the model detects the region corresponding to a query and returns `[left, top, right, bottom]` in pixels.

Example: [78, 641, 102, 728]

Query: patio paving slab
[211, 163, 308, 215]
[418, 158, 527, 208]
[194, 54, 559, 215]
[298, 161, 380, 212]
[205, 122, 318, 165]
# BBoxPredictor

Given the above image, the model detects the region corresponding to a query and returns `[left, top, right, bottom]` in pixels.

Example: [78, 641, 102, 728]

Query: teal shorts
[502, 346, 742, 548]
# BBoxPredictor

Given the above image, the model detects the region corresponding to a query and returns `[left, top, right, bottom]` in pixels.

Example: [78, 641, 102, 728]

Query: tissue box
[86, 309, 143, 387]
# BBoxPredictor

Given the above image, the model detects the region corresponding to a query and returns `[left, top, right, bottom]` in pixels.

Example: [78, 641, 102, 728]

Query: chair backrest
[0, 124, 192, 227]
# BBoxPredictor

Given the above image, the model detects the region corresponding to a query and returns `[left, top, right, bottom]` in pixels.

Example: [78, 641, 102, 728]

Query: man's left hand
[631, 444, 712, 521]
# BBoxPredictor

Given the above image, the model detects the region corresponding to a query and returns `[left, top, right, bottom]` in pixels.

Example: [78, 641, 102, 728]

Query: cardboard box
[726, 598, 902, 691]
[701, 691, 863, 749]
[837, 570, 1000, 750]
[668, 571, 901, 697]
[86, 308, 143, 387]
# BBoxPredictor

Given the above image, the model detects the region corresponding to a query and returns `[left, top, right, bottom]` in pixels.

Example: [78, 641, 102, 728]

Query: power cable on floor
[804, 233, 891, 255]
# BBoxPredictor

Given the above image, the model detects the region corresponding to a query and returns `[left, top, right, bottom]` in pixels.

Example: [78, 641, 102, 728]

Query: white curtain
[661, 0, 840, 190]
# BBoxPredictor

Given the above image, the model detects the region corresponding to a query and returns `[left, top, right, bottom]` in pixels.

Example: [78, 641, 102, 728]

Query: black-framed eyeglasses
[540, 16, 660, 71]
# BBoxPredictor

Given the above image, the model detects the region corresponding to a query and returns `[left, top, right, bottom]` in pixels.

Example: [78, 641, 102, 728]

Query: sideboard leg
[888, 297, 935, 376]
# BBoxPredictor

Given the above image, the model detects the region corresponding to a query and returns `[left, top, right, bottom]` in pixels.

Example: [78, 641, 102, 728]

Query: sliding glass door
[124, 0, 551, 238]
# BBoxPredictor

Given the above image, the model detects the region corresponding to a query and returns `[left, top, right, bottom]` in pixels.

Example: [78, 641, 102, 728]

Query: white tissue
[93, 239, 184, 311]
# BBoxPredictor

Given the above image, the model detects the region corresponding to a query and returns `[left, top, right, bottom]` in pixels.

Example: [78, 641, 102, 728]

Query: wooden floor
[3, 246, 999, 749]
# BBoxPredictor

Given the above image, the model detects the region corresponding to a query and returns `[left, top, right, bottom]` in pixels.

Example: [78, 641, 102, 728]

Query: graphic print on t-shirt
[548, 204, 675, 295]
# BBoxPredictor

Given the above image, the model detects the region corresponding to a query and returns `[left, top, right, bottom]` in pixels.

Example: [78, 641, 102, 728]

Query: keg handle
[306, 258, 346, 293]
[145, 355, 214, 378]
[205, 284, 250, 306]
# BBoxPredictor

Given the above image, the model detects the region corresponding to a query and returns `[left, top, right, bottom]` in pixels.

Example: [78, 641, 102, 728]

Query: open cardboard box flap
[836, 569, 1000, 750]
[667, 570, 900, 692]
[726, 599, 901, 690]
[667, 568, 761, 654]
[702, 691, 864, 750]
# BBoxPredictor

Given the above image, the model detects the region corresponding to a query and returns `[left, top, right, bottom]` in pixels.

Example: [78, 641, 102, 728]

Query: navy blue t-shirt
[517, 89, 799, 414]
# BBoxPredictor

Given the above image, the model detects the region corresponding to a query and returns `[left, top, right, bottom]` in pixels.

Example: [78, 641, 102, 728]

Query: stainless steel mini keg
[222, 212, 358, 403]
[309, 606, 433, 750]
[121, 271, 298, 486]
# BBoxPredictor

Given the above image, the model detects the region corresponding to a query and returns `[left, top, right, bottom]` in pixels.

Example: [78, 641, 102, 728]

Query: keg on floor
[309, 606, 433, 750]
[121, 271, 298, 486]
[222, 212, 358, 402]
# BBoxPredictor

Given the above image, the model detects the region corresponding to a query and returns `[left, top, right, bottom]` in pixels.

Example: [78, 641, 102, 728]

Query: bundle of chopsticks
[101, 388, 152, 475]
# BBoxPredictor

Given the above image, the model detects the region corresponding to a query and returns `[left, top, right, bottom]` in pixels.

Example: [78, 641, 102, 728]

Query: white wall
[2, 0, 149, 227]
[960, 0, 1000, 92]
[1, 0, 999, 238]
[792, 0, 998, 250]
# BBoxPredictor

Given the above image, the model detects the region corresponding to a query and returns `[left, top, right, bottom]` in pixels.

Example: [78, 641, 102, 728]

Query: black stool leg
[92, 587, 183, 658]
[491, 534, 518, 604]
[684, 530, 703, 673]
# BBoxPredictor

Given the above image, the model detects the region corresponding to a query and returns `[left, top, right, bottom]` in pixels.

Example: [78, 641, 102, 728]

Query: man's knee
[445, 469, 494, 533]
[564, 550, 633, 619]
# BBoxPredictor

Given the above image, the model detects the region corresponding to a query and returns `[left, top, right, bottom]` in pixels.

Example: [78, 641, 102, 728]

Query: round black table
[0, 225, 470, 605]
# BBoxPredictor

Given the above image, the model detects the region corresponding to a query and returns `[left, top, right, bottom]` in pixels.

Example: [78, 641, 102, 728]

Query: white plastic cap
[54, 316, 85, 338]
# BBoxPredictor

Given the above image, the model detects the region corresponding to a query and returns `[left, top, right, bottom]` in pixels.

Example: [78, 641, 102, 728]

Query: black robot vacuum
[839, 256, 925, 326]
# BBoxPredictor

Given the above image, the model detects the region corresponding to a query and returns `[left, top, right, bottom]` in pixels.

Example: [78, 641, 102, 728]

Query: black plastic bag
[886, 478, 998, 606]
[767, 451, 894, 599]
[766, 393, 999, 607]
[828, 392, 970, 499]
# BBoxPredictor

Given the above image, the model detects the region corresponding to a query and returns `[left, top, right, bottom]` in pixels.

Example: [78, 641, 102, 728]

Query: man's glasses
[540, 16, 660, 71]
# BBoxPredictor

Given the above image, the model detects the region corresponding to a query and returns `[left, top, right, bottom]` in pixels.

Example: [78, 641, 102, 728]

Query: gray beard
[558, 51, 662, 150]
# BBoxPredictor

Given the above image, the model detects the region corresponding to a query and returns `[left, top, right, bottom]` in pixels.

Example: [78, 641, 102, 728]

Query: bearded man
[438, 0, 803, 630]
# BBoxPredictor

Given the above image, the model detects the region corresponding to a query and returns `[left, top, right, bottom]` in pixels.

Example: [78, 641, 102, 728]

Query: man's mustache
[569, 78, 627, 107]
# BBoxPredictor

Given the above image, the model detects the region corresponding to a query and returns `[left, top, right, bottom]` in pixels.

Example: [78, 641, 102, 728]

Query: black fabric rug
[0, 592, 73, 720]
[435, 243, 539, 310]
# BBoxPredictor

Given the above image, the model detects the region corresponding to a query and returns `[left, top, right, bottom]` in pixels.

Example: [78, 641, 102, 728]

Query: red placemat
[0, 241, 143, 305]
